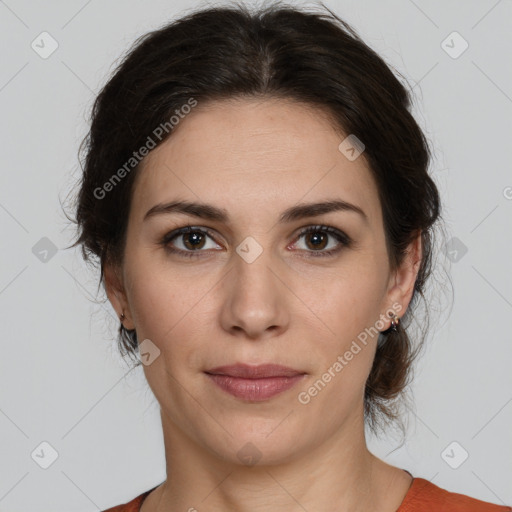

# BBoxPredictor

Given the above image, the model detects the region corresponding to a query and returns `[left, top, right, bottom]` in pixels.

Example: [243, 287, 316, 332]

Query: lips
[204, 364, 306, 401]
[205, 363, 304, 379]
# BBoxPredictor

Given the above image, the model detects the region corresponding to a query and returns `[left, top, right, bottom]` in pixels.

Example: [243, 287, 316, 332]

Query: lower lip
[205, 373, 306, 401]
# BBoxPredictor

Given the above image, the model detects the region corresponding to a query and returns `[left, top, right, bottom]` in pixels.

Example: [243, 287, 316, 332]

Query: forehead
[130, 98, 381, 226]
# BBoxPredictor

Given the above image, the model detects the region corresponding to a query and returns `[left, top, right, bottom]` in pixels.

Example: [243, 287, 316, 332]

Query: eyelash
[160, 224, 352, 259]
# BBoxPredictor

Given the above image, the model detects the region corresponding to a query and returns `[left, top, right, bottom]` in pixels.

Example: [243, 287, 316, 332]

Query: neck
[141, 405, 410, 512]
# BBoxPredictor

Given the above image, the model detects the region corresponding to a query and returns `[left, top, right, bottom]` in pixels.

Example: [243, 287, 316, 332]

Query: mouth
[204, 363, 307, 402]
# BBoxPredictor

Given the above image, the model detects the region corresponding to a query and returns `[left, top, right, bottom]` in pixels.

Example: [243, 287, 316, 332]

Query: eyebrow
[143, 199, 368, 224]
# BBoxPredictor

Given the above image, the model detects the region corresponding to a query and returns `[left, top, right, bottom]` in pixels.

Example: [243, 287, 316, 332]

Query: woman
[68, 2, 511, 511]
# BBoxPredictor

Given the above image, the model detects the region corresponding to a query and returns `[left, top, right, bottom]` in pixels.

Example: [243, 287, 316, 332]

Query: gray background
[0, 0, 511, 510]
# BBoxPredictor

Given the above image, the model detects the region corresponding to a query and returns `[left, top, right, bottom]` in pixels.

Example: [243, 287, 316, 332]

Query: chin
[200, 418, 310, 468]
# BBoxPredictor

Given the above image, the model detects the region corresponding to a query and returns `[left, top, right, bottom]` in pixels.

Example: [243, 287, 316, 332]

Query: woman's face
[106, 98, 418, 465]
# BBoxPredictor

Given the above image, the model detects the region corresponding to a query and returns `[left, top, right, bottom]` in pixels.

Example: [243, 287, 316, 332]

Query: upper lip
[205, 364, 305, 378]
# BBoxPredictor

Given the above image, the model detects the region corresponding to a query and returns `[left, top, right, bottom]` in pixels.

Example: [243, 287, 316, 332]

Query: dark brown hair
[66, 1, 444, 436]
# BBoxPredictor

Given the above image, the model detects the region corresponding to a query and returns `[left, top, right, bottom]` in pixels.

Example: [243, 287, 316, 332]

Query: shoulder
[102, 489, 153, 512]
[398, 477, 512, 512]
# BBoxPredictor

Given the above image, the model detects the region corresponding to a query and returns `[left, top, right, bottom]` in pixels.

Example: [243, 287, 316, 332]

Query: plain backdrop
[0, 0, 511, 511]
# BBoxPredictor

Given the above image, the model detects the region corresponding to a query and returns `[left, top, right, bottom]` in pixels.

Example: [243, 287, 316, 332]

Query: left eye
[291, 225, 351, 256]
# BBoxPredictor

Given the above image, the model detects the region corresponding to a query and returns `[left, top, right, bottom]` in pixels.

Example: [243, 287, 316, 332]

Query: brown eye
[293, 225, 352, 257]
[304, 231, 329, 250]
[161, 226, 221, 258]
[181, 231, 207, 250]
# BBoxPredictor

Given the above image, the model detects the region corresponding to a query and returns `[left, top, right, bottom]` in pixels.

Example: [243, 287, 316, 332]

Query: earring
[120, 312, 125, 323]
[390, 313, 400, 332]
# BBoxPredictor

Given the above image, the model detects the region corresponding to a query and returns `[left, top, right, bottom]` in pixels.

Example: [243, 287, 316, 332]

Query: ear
[103, 261, 135, 330]
[383, 231, 422, 326]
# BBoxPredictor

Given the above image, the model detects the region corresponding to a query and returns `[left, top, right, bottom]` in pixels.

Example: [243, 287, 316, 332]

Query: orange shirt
[103, 477, 512, 512]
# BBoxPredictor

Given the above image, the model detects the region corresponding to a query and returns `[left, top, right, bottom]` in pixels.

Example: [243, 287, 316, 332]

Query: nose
[219, 247, 290, 340]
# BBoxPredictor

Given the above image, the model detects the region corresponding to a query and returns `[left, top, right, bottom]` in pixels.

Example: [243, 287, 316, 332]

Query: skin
[104, 97, 421, 512]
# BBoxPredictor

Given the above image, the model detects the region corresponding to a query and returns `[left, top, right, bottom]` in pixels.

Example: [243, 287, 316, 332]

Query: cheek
[125, 265, 207, 408]
[291, 259, 386, 404]
[300, 260, 387, 344]
[124, 258, 215, 376]
[294, 277, 381, 431]
[125, 255, 204, 338]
